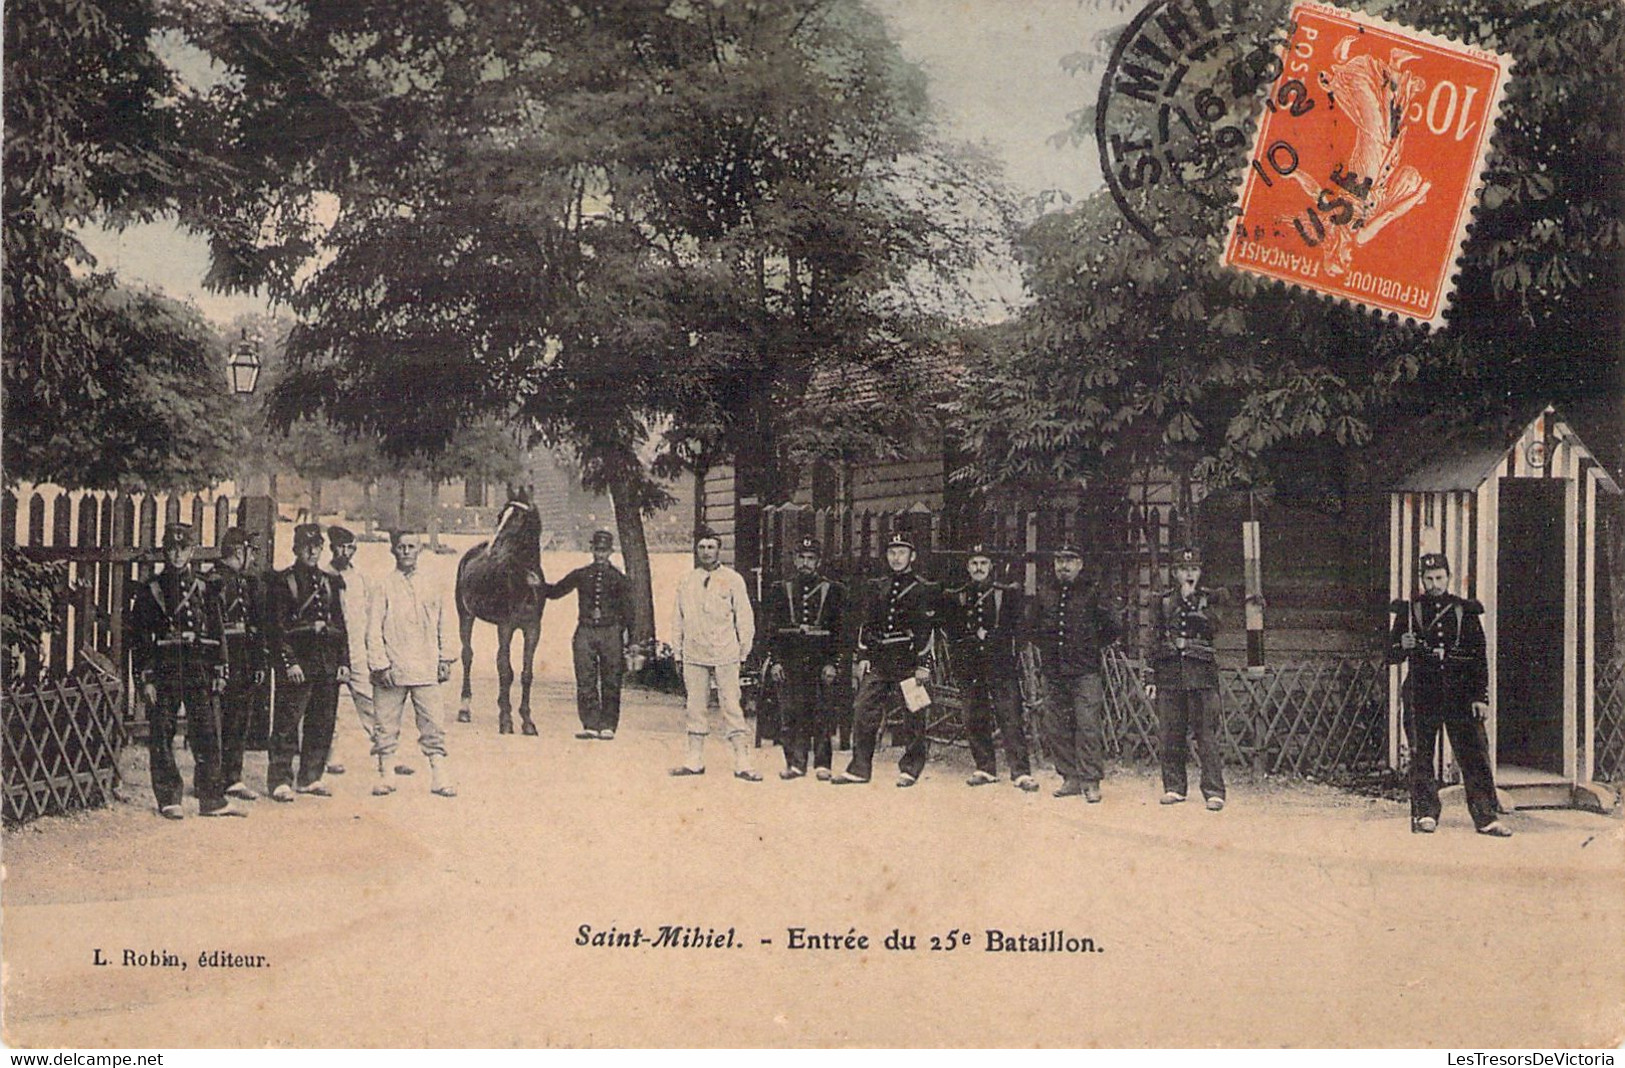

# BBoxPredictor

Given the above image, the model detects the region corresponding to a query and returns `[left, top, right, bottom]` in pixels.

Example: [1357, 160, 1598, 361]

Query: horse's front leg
[457, 608, 475, 724]
[517, 611, 541, 736]
[495, 622, 515, 734]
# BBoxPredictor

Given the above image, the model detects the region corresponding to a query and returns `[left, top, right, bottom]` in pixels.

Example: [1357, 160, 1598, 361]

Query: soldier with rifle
[1387, 552, 1510, 837]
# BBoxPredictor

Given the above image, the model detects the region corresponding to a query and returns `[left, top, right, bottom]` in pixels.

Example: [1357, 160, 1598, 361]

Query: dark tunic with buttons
[766, 573, 846, 669]
[546, 561, 632, 631]
[1029, 580, 1119, 678]
[855, 570, 939, 682]
[1150, 588, 1220, 691]
[129, 566, 227, 686]
[947, 580, 1023, 681]
[269, 563, 348, 680]
[1386, 593, 1488, 708]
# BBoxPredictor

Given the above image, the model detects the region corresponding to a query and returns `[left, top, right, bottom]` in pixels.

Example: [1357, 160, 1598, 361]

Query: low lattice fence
[845, 641, 1388, 780]
[1596, 653, 1625, 783]
[3, 664, 126, 825]
[1098, 646, 1388, 778]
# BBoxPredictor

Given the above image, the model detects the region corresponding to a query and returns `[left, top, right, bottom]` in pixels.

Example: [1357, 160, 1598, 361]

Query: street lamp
[228, 329, 262, 395]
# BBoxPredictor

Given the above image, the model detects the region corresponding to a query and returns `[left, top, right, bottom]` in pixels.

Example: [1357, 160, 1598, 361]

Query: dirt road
[4, 670, 1622, 1048]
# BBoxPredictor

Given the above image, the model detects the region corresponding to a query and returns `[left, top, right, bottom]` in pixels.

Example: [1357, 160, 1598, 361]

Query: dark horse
[455, 491, 546, 734]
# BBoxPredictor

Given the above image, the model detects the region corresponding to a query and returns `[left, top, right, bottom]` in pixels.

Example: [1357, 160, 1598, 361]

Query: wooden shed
[1389, 406, 1621, 810]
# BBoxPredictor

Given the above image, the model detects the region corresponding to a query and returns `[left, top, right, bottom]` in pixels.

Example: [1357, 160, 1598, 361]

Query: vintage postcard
[3, 0, 1622, 1052]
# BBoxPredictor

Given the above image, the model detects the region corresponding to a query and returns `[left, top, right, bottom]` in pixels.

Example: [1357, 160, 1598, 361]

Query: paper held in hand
[899, 677, 931, 712]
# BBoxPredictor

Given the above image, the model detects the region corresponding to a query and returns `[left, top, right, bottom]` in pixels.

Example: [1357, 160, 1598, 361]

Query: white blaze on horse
[455, 490, 546, 735]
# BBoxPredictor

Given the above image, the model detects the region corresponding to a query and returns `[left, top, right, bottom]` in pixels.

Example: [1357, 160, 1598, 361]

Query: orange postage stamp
[1220, 2, 1513, 328]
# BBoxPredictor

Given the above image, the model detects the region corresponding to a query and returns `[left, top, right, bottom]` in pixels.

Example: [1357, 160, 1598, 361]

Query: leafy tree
[180, 0, 1007, 638]
[952, 0, 1623, 510]
[4, 0, 238, 492]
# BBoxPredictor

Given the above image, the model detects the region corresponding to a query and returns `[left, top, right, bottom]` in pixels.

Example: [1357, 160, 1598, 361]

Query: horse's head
[493, 496, 542, 556]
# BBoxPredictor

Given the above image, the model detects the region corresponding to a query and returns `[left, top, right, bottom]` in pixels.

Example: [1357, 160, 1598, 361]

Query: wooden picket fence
[757, 494, 1205, 656]
[2, 486, 272, 683]
[1, 486, 275, 824]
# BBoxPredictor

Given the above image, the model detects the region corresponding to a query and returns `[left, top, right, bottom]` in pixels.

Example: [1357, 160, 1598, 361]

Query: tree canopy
[3, 0, 239, 491]
[951, 0, 1623, 505]
[178, 0, 1008, 486]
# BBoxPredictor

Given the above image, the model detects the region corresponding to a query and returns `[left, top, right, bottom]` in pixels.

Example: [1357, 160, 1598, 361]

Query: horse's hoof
[456, 710, 471, 724]
[521, 721, 538, 737]
[498, 720, 514, 735]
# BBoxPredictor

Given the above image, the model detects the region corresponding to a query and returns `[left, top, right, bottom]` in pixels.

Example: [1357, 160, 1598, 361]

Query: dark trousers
[148, 671, 224, 811]
[965, 674, 1030, 778]
[219, 680, 255, 787]
[1043, 672, 1105, 786]
[1158, 686, 1225, 800]
[270, 675, 339, 790]
[846, 673, 929, 780]
[1408, 695, 1498, 828]
[778, 658, 835, 772]
[572, 626, 625, 732]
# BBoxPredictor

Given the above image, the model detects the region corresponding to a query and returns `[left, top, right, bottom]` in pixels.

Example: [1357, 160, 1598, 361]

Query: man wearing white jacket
[367, 529, 456, 797]
[669, 527, 758, 780]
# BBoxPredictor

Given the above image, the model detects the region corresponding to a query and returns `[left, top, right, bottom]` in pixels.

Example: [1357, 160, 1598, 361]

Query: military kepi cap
[590, 529, 614, 549]
[162, 524, 195, 550]
[887, 533, 916, 552]
[795, 535, 822, 556]
[1054, 545, 1082, 560]
[293, 523, 324, 549]
[966, 542, 993, 561]
[1172, 545, 1203, 566]
[328, 525, 356, 548]
[1419, 551, 1451, 573]
[220, 527, 252, 552]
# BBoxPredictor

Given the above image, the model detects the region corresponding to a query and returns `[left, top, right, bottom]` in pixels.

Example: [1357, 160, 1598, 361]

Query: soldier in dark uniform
[212, 527, 266, 802]
[1148, 546, 1226, 810]
[1029, 545, 1120, 801]
[764, 536, 847, 780]
[1388, 552, 1510, 837]
[544, 529, 632, 740]
[948, 544, 1037, 791]
[267, 523, 349, 801]
[833, 534, 940, 787]
[127, 524, 240, 818]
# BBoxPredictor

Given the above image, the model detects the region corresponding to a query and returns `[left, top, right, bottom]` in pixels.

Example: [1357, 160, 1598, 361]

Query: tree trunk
[428, 480, 443, 550]
[609, 479, 657, 648]
[361, 480, 375, 535]
[397, 476, 408, 530]
[310, 477, 323, 519]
